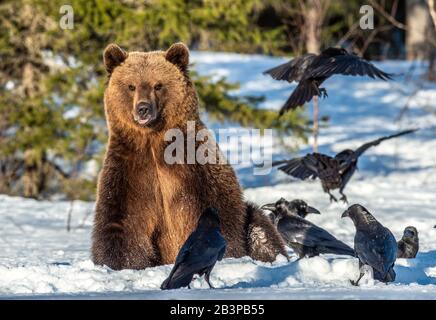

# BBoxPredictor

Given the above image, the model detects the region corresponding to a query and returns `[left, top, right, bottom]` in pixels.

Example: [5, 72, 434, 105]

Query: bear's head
[103, 42, 198, 134]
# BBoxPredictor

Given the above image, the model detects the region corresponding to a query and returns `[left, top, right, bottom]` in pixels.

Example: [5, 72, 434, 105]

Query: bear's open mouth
[135, 115, 152, 125]
[133, 114, 157, 127]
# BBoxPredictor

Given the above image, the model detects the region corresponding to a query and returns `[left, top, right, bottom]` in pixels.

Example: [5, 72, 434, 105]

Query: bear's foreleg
[91, 158, 154, 270]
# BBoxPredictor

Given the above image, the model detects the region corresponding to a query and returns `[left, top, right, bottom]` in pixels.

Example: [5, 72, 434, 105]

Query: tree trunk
[427, 0, 436, 80]
[21, 60, 46, 198]
[406, 0, 430, 60]
[312, 96, 319, 152]
[305, 1, 322, 54]
[406, 0, 436, 80]
[0, 161, 11, 194]
[302, 0, 327, 151]
[23, 150, 40, 198]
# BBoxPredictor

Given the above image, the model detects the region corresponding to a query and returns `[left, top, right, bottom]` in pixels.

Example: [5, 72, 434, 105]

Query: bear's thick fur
[91, 42, 287, 270]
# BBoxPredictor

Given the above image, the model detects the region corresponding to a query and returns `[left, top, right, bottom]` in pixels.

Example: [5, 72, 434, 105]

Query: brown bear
[91, 42, 287, 270]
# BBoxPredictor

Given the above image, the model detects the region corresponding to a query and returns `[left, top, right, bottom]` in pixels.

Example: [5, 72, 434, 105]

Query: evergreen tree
[0, 0, 308, 199]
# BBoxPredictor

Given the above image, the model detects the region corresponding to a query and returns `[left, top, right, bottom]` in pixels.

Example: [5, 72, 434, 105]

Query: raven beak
[341, 210, 349, 218]
[261, 203, 276, 212]
[307, 206, 320, 215]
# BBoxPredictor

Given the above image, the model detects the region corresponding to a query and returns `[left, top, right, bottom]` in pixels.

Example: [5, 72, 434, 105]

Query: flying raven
[272, 129, 417, 203]
[263, 47, 393, 115]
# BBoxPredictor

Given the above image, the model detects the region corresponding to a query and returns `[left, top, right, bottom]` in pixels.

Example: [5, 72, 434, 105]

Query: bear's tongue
[138, 115, 151, 125]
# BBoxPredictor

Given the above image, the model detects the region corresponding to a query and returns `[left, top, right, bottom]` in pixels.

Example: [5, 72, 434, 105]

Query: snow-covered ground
[1, 52, 436, 299]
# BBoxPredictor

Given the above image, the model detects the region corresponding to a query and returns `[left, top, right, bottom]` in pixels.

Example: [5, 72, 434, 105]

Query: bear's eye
[154, 83, 163, 91]
[128, 85, 136, 91]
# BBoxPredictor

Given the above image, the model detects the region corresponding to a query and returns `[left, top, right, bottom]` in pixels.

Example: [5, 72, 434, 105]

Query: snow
[1, 52, 436, 299]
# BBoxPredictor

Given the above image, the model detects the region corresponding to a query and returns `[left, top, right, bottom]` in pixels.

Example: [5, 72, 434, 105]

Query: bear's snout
[137, 101, 151, 117]
[134, 101, 157, 126]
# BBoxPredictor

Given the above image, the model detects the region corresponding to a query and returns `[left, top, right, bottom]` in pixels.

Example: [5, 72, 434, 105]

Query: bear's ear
[165, 42, 189, 72]
[103, 44, 128, 74]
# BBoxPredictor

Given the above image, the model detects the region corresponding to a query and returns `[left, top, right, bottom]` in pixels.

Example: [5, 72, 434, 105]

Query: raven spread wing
[306, 48, 392, 80]
[263, 54, 317, 83]
[272, 153, 338, 181]
[308, 50, 393, 81]
[354, 129, 417, 157]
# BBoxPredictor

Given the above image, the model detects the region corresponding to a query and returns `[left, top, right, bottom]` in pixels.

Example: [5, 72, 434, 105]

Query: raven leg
[350, 261, 365, 286]
[339, 189, 348, 204]
[350, 272, 365, 286]
[327, 191, 338, 202]
[204, 269, 215, 289]
[319, 87, 328, 98]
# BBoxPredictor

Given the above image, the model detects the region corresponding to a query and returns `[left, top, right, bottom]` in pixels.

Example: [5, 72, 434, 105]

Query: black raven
[160, 207, 226, 290]
[397, 226, 419, 259]
[342, 204, 397, 285]
[261, 198, 355, 259]
[272, 129, 417, 203]
[261, 198, 320, 222]
[263, 47, 393, 115]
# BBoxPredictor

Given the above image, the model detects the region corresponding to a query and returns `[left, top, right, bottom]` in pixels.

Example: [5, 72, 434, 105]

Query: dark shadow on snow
[395, 250, 436, 285]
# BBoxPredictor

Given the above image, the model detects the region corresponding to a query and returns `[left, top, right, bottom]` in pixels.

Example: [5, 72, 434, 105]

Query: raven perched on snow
[161, 208, 226, 290]
[261, 198, 355, 259]
[342, 204, 397, 285]
[263, 47, 393, 115]
[397, 226, 419, 259]
[272, 129, 417, 203]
